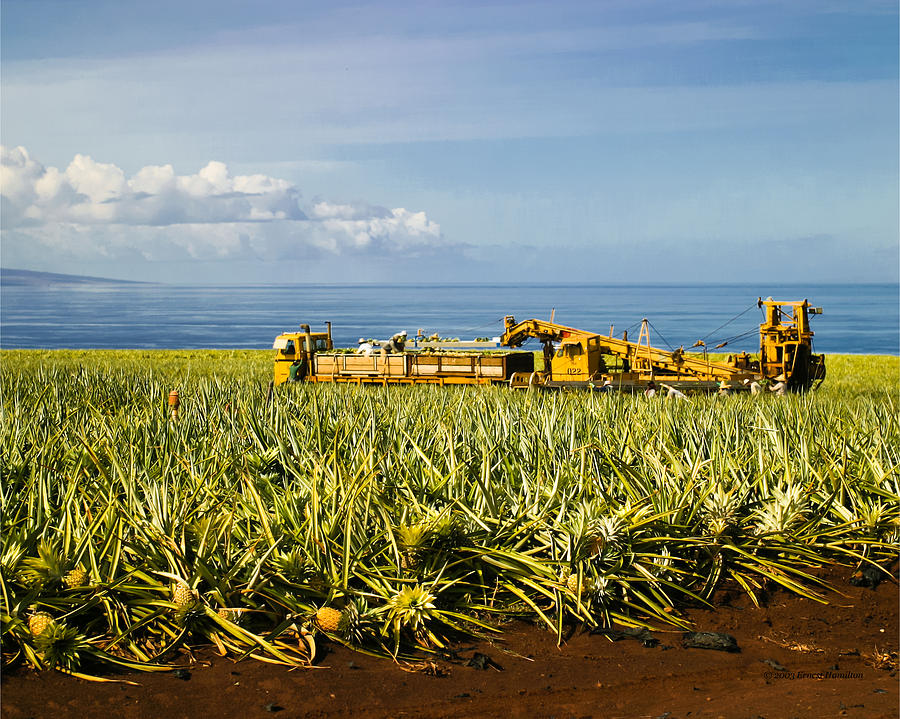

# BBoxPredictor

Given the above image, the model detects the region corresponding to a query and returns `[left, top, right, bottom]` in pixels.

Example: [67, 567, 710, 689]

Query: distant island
[0, 268, 155, 286]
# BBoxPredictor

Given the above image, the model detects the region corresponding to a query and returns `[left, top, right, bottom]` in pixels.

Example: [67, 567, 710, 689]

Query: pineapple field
[1, 350, 898, 680]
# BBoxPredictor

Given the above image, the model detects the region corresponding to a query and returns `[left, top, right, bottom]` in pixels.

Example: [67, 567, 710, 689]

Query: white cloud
[1, 146, 447, 265]
[130, 164, 177, 195]
[310, 201, 391, 221]
[65, 153, 127, 203]
[0, 146, 45, 226]
[2, 148, 307, 226]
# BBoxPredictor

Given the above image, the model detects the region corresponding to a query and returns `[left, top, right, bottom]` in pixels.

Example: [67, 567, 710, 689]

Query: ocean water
[1, 282, 897, 355]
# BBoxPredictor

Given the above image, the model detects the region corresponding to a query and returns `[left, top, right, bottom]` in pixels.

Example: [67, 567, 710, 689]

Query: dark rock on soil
[850, 564, 887, 589]
[681, 631, 740, 652]
[466, 652, 503, 671]
[591, 626, 658, 646]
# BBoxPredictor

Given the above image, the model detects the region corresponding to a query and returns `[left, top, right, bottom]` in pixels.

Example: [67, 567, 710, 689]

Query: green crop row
[1, 351, 897, 678]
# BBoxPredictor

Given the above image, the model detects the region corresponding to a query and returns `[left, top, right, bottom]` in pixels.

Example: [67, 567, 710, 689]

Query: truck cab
[548, 336, 607, 383]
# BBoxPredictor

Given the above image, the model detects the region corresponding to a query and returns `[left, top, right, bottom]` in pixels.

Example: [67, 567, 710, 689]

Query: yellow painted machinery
[273, 298, 825, 392]
[273, 322, 533, 387]
[757, 298, 826, 390]
[499, 298, 825, 391]
[272, 323, 334, 385]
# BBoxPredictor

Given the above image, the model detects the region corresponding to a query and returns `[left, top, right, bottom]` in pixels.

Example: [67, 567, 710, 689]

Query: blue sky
[2, 0, 897, 283]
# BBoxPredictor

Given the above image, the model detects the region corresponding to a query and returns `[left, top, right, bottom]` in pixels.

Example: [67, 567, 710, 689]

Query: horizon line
[2, 268, 898, 289]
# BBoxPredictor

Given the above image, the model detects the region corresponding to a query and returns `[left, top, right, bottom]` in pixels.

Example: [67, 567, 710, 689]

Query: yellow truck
[273, 323, 534, 387]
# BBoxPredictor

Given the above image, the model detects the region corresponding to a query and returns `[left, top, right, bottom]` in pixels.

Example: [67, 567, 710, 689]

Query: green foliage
[1, 350, 897, 675]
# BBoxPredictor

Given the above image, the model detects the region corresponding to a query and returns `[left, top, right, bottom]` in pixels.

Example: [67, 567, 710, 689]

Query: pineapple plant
[587, 535, 605, 556]
[32, 621, 89, 672]
[172, 582, 205, 628]
[396, 522, 431, 572]
[754, 484, 808, 537]
[702, 485, 744, 538]
[387, 585, 436, 637]
[560, 566, 595, 597]
[19, 541, 66, 589]
[338, 599, 376, 646]
[429, 514, 468, 552]
[312, 601, 376, 645]
[272, 549, 311, 583]
[1, 534, 26, 580]
[592, 516, 624, 556]
[171, 581, 203, 623]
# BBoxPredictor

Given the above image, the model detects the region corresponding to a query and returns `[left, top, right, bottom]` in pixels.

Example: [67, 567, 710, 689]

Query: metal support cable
[718, 326, 759, 346]
[698, 303, 758, 344]
[686, 326, 757, 352]
[646, 320, 675, 351]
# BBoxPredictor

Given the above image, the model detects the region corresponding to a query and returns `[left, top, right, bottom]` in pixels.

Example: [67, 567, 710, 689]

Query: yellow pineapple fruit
[63, 566, 88, 589]
[172, 582, 197, 608]
[315, 606, 343, 633]
[28, 612, 55, 637]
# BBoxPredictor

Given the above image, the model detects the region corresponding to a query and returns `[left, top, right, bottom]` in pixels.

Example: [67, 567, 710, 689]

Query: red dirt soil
[3, 565, 897, 719]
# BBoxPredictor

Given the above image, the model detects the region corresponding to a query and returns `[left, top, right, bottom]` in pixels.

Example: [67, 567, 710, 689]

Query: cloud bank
[1, 146, 446, 267]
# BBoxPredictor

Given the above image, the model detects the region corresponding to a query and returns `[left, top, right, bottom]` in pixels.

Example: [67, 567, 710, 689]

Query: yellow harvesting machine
[757, 298, 826, 390]
[273, 298, 825, 393]
[498, 298, 825, 392]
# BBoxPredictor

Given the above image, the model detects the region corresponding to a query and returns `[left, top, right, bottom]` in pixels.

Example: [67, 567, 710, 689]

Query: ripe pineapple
[315, 606, 343, 633]
[28, 612, 55, 637]
[172, 582, 197, 608]
[63, 566, 88, 589]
